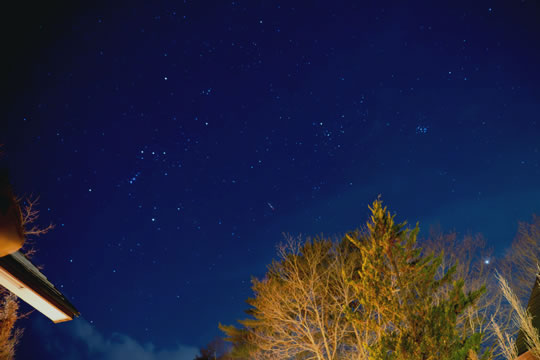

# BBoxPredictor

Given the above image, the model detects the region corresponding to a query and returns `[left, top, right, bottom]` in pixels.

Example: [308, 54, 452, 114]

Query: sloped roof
[0, 251, 79, 322]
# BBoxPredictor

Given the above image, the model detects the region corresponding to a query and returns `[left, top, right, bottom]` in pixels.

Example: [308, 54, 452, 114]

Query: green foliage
[194, 336, 234, 360]
[218, 323, 254, 359]
[346, 198, 489, 360]
[221, 198, 490, 360]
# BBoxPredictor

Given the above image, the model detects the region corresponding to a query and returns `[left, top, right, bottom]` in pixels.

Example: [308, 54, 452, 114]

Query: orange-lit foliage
[223, 200, 491, 360]
[221, 236, 366, 360]
[0, 292, 22, 360]
[222, 198, 540, 360]
[345, 199, 488, 360]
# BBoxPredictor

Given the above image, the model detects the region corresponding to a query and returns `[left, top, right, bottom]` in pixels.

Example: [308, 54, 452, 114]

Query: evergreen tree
[218, 324, 253, 359]
[222, 199, 490, 360]
[194, 337, 233, 360]
[345, 198, 489, 360]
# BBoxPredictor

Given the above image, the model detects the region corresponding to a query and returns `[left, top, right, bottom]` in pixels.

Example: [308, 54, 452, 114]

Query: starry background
[2, 0, 540, 359]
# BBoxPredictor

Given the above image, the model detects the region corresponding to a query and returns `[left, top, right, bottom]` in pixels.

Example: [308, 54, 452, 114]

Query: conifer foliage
[194, 337, 234, 360]
[345, 199, 489, 360]
[221, 199, 489, 360]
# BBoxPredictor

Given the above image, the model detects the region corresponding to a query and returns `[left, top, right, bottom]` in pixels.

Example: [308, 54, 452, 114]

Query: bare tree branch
[18, 196, 54, 238]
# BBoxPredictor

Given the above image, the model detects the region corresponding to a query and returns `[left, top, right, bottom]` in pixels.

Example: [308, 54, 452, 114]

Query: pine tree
[218, 324, 254, 359]
[345, 198, 489, 360]
[194, 337, 234, 360]
[222, 199, 490, 360]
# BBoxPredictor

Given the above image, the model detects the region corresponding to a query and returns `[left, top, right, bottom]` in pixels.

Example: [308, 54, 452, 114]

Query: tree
[0, 293, 22, 360]
[420, 229, 509, 356]
[221, 236, 366, 360]
[487, 215, 540, 359]
[497, 215, 540, 302]
[194, 337, 233, 360]
[422, 215, 540, 358]
[345, 199, 489, 360]
[0, 169, 52, 359]
[223, 199, 490, 360]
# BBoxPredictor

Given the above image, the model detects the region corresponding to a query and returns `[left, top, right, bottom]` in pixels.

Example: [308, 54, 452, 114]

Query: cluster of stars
[416, 125, 429, 134]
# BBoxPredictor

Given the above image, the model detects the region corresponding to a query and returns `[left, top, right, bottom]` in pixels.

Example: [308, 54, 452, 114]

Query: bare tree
[0, 182, 52, 358]
[491, 271, 540, 360]
[224, 205, 540, 360]
[16, 196, 54, 260]
[18, 196, 54, 238]
[222, 236, 368, 360]
[497, 215, 540, 302]
[421, 230, 506, 351]
[421, 215, 540, 359]
[344, 200, 487, 360]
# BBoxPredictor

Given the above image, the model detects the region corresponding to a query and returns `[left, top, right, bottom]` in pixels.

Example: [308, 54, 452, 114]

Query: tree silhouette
[194, 337, 233, 360]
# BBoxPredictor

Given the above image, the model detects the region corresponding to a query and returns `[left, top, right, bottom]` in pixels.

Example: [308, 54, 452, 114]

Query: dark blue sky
[2, 1, 540, 359]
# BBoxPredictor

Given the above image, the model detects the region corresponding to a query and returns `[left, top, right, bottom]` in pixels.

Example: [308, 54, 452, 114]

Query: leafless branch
[18, 196, 54, 237]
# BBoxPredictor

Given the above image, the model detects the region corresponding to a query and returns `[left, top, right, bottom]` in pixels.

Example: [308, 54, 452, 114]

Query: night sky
[2, 1, 540, 359]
